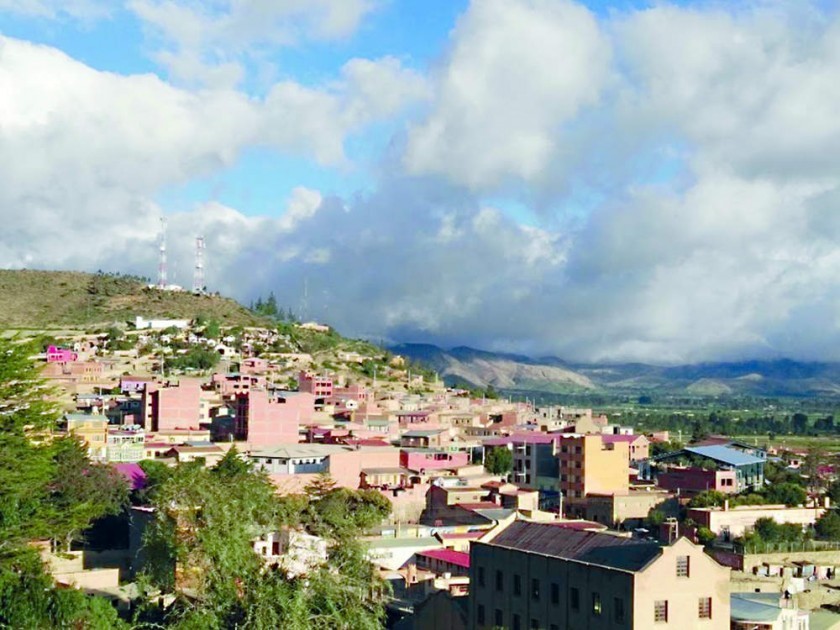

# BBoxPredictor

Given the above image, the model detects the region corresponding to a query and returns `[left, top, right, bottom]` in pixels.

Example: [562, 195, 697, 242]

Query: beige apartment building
[559, 435, 629, 514]
[469, 521, 730, 629]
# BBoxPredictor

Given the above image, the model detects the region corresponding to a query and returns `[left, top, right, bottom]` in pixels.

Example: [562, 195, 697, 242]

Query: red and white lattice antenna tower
[193, 235, 205, 294]
[157, 217, 168, 289]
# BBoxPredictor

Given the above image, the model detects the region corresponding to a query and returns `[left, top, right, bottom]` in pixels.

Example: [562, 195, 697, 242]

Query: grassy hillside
[0, 270, 261, 328]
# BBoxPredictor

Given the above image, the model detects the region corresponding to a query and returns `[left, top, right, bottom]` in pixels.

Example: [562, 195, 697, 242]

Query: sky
[0, 0, 838, 364]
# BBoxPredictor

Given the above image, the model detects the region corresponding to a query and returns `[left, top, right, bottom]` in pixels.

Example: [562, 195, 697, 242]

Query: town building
[469, 521, 730, 629]
[65, 412, 108, 460]
[106, 426, 145, 463]
[687, 502, 828, 541]
[648, 445, 765, 493]
[558, 434, 629, 509]
[601, 434, 650, 464]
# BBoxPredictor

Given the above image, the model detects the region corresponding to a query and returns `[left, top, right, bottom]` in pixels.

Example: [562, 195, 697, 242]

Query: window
[477, 605, 485, 626]
[592, 593, 602, 615]
[531, 578, 540, 601]
[530, 619, 539, 630]
[570, 587, 580, 611]
[512, 614, 521, 630]
[496, 570, 504, 592]
[478, 567, 485, 587]
[614, 597, 625, 622]
[514, 574, 522, 596]
[654, 600, 668, 623]
[677, 555, 690, 577]
[495, 609, 503, 628]
[698, 597, 712, 619]
[550, 625, 559, 630]
[551, 583, 560, 605]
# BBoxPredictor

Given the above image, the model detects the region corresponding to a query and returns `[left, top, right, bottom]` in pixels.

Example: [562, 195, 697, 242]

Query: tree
[803, 445, 828, 493]
[0, 338, 127, 628]
[764, 482, 807, 507]
[647, 509, 666, 527]
[213, 445, 251, 479]
[47, 437, 129, 550]
[304, 472, 337, 500]
[816, 511, 840, 541]
[688, 490, 727, 508]
[135, 459, 174, 505]
[203, 319, 221, 340]
[791, 413, 809, 434]
[484, 446, 513, 475]
[141, 459, 389, 628]
[696, 527, 716, 545]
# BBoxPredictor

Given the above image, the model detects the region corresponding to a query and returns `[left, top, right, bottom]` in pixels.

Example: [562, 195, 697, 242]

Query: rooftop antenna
[300, 277, 309, 322]
[193, 236, 205, 294]
[157, 217, 168, 289]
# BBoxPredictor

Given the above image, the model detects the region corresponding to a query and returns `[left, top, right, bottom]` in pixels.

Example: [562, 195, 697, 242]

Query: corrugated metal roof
[486, 521, 661, 572]
[684, 445, 765, 466]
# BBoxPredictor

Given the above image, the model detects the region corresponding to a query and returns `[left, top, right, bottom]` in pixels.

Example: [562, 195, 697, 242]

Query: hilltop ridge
[0, 269, 260, 328]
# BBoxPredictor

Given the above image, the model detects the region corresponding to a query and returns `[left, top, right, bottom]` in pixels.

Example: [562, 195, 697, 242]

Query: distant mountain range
[390, 343, 840, 398]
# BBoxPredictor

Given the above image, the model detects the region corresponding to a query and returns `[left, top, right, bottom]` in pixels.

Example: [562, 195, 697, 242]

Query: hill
[0, 270, 261, 328]
[391, 343, 840, 399]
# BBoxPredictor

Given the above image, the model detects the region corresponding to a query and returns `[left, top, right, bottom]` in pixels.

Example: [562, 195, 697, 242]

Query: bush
[696, 527, 716, 545]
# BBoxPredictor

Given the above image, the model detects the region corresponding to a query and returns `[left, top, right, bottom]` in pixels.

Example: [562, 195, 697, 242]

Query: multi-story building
[601, 434, 650, 464]
[484, 434, 560, 491]
[469, 521, 730, 629]
[649, 445, 765, 493]
[106, 427, 145, 463]
[231, 388, 300, 445]
[65, 412, 108, 460]
[558, 435, 629, 509]
[142, 379, 205, 432]
[297, 371, 333, 398]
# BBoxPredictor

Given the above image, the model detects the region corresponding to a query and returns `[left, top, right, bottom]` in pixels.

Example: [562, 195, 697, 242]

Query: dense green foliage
[688, 482, 806, 509]
[484, 446, 513, 475]
[815, 511, 840, 541]
[0, 337, 127, 628]
[249, 293, 298, 323]
[168, 346, 221, 371]
[139, 454, 391, 629]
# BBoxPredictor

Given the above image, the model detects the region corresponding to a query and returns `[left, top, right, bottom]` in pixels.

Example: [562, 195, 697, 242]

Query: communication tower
[193, 236, 205, 294]
[157, 217, 168, 289]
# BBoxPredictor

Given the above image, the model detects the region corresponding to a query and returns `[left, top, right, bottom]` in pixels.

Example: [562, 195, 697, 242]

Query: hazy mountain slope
[391, 343, 840, 397]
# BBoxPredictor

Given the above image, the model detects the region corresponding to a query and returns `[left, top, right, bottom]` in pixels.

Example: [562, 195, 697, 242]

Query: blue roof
[684, 445, 765, 467]
[730, 594, 783, 623]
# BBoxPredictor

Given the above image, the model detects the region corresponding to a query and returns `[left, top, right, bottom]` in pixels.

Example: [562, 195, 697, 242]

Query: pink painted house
[46, 345, 78, 363]
[401, 449, 470, 473]
[144, 379, 204, 432]
[212, 373, 266, 396]
[230, 390, 315, 446]
[298, 371, 333, 398]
